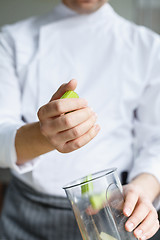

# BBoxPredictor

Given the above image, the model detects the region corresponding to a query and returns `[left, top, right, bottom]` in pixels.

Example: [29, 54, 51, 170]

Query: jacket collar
[52, 2, 115, 21]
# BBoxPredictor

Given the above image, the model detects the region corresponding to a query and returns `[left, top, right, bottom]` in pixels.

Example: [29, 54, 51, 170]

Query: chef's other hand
[123, 183, 159, 240]
[38, 79, 100, 153]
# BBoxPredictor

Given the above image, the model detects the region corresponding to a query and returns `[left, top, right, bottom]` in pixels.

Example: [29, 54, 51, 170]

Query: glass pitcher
[63, 168, 137, 240]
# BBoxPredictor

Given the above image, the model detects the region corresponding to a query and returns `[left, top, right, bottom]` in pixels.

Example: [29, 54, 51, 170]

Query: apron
[0, 176, 81, 240]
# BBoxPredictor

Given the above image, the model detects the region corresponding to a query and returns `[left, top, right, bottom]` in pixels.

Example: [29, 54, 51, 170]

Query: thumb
[50, 79, 77, 101]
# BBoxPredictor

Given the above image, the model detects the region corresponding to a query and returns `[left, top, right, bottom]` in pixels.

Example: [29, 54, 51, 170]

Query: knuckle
[72, 127, 80, 138]
[62, 144, 72, 153]
[73, 140, 81, 149]
[130, 215, 141, 224]
[129, 187, 138, 195]
[64, 116, 72, 128]
[54, 101, 63, 113]
[37, 107, 44, 120]
[128, 187, 137, 194]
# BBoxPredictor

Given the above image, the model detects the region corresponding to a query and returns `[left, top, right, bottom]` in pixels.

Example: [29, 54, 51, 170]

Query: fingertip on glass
[126, 221, 134, 232]
[124, 207, 131, 216]
[134, 229, 143, 238]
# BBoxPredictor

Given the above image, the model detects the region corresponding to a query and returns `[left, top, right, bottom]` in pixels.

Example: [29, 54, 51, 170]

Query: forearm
[15, 122, 55, 165]
[130, 173, 160, 202]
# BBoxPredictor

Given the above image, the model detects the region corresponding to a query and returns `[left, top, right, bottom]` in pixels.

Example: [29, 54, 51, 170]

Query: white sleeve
[0, 27, 39, 174]
[128, 37, 160, 208]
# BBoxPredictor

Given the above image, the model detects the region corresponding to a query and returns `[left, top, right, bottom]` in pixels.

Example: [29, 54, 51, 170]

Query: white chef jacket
[0, 2, 160, 197]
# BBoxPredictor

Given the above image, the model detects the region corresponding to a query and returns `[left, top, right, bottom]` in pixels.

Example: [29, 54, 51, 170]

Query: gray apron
[0, 176, 81, 240]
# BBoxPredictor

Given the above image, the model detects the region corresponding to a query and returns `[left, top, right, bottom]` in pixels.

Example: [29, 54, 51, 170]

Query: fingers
[37, 79, 100, 153]
[125, 199, 151, 232]
[54, 112, 97, 145]
[59, 107, 94, 132]
[38, 98, 88, 120]
[40, 107, 94, 136]
[143, 222, 160, 240]
[123, 186, 139, 217]
[50, 79, 77, 101]
[134, 211, 159, 239]
[59, 124, 100, 153]
[124, 184, 159, 240]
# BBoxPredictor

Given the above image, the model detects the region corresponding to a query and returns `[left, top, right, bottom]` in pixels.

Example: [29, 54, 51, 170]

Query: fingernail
[140, 236, 146, 240]
[135, 229, 143, 237]
[127, 222, 134, 231]
[124, 207, 131, 216]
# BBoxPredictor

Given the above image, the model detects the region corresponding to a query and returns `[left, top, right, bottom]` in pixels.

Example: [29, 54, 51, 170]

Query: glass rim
[63, 168, 117, 190]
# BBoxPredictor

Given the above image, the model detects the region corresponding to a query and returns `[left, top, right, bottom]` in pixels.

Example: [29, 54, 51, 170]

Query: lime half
[61, 90, 79, 99]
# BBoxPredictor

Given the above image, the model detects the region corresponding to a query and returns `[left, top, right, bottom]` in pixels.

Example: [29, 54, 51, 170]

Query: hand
[38, 79, 100, 153]
[123, 183, 159, 239]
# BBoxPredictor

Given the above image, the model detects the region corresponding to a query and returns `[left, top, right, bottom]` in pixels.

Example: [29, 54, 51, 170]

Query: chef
[0, 0, 160, 239]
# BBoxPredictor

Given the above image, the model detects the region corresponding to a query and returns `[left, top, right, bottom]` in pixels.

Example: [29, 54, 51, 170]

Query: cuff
[0, 122, 40, 174]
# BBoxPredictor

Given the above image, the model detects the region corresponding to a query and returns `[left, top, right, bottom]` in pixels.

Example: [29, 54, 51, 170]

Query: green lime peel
[81, 175, 93, 195]
[61, 90, 79, 99]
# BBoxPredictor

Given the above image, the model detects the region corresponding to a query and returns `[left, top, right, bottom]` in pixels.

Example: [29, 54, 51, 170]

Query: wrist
[15, 122, 55, 165]
[130, 173, 160, 203]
